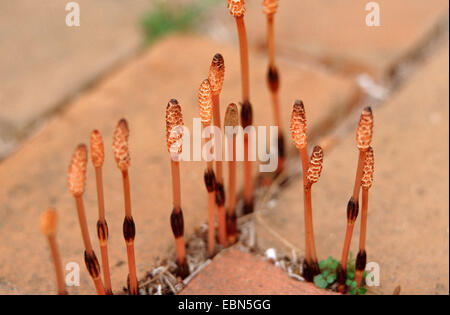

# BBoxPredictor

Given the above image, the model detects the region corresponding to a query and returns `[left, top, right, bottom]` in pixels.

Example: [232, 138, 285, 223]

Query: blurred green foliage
[141, 0, 220, 44]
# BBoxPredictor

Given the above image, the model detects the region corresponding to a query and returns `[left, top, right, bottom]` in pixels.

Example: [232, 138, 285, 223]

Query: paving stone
[210, 0, 449, 79]
[0, 0, 153, 158]
[0, 35, 359, 294]
[256, 44, 449, 295]
[180, 248, 338, 295]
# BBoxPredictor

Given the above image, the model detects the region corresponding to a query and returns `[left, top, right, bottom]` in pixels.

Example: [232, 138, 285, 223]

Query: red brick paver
[180, 249, 338, 295]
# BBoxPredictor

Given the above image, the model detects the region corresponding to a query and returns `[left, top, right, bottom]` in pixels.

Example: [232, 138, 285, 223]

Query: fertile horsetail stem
[113, 119, 138, 295]
[228, 1, 255, 214]
[199, 80, 218, 257]
[224, 103, 239, 244]
[290, 100, 319, 281]
[263, 0, 284, 173]
[208, 54, 227, 246]
[68, 144, 105, 295]
[356, 147, 374, 289]
[90, 130, 112, 294]
[166, 99, 190, 278]
[338, 107, 374, 293]
[41, 208, 66, 295]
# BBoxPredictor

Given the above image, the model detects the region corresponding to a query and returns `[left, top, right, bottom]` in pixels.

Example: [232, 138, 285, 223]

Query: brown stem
[175, 237, 187, 268]
[211, 94, 227, 246]
[47, 236, 66, 295]
[74, 196, 105, 294]
[94, 167, 112, 294]
[170, 160, 189, 278]
[271, 92, 281, 129]
[126, 242, 138, 295]
[359, 189, 369, 252]
[95, 167, 105, 220]
[304, 184, 318, 263]
[207, 191, 216, 257]
[93, 278, 105, 295]
[235, 16, 250, 102]
[121, 170, 138, 295]
[122, 170, 132, 217]
[340, 223, 355, 273]
[212, 94, 224, 182]
[75, 196, 93, 253]
[355, 189, 369, 288]
[352, 150, 366, 202]
[243, 135, 253, 205]
[299, 148, 314, 264]
[227, 138, 237, 217]
[99, 244, 112, 294]
[267, 14, 275, 67]
[170, 160, 181, 210]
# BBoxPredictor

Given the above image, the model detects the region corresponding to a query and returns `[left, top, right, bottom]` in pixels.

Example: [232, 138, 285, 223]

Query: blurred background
[0, 0, 448, 295]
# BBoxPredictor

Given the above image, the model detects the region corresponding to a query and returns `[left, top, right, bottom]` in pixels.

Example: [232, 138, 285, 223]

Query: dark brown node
[170, 208, 184, 238]
[127, 274, 139, 295]
[302, 260, 314, 282]
[226, 211, 237, 239]
[336, 263, 347, 286]
[267, 65, 279, 92]
[215, 182, 225, 206]
[177, 259, 190, 279]
[346, 197, 359, 223]
[123, 216, 136, 243]
[204, 168, 216, 193]
[97, 219, 108, 243]
[242, 199, 254, 215]
[240, 101, 253, 129]
[84, 250, 101, 279]
[356, 250, 367, 271]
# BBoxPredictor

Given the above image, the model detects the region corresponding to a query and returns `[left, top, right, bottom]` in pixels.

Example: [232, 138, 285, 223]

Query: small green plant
[313, 252, 367, 295]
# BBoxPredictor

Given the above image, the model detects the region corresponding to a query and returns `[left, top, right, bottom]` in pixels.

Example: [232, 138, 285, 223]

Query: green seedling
[313, 252, 367, 295]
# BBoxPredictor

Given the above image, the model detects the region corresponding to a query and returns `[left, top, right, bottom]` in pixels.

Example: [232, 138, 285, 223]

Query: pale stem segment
[47, 236, 66, 295]
[235, 17, 250, 102]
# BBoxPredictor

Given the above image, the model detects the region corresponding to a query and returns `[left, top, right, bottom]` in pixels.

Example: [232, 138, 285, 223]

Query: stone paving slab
[0, 0, 153, 158]
[0, 35, 359, 294]
[256, 44, 449, 295]
[210, 0, 449, 79]
[180, 248, 338, 295]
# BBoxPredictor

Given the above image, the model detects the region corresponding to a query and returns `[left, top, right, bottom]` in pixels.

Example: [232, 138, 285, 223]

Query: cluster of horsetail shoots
[290, 100, 320, 281]
[224, 103, 239, 244]
[198, 79, 217, 257]
[228, 0, 254, 214]
[355, 146, 374, 289]
[166, 99, 190, 279]
[90, 130, 113, 294]
[112, 119, 138, 295]
[38, 3, 380, 296]
[68, 144, 105, 295]
[41, 208, 67, 295]
[337, 107, 374, 293]
[263, 0, 284, 173]
[208, 54, 227, 246]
